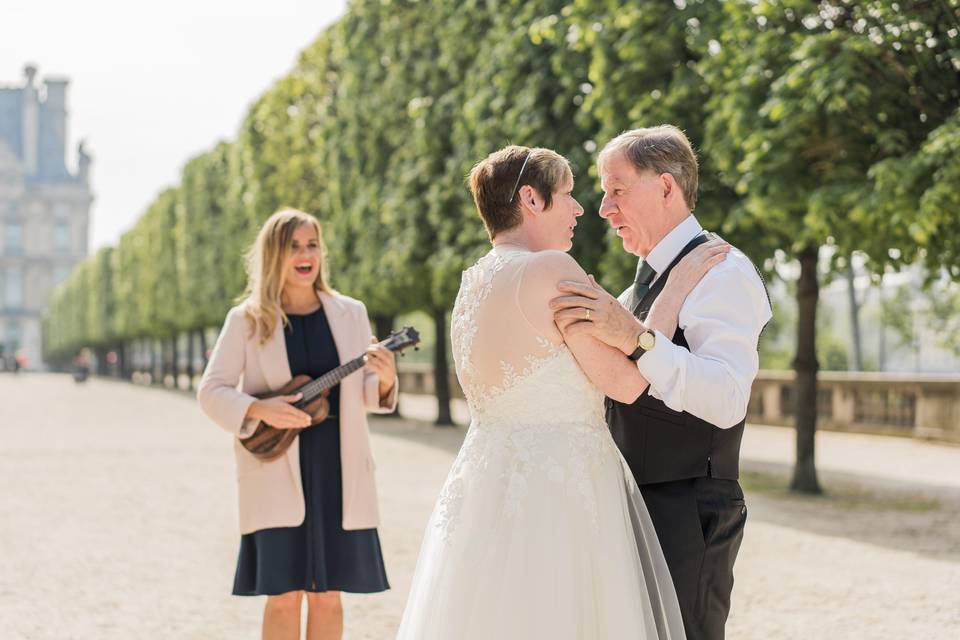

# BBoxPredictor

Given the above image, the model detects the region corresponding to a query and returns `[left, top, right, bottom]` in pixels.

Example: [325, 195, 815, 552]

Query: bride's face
[542, 175, 584, 251]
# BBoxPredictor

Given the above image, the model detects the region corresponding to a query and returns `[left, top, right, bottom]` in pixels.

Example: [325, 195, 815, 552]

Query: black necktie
[626, 260, 657, 313]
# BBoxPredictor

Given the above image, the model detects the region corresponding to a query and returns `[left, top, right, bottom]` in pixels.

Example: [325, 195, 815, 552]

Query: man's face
[598, 152, 667, 257]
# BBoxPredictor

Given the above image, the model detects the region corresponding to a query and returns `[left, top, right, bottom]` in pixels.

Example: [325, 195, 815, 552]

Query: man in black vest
[552, 126, 771, 640]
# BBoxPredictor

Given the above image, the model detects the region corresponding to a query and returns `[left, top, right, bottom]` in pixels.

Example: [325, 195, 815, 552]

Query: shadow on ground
[372, 416, 960, 565]
[740, 459, 960, 565]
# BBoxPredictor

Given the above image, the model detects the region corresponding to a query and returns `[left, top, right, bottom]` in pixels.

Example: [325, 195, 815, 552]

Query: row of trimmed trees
[45, 0, 959, 493]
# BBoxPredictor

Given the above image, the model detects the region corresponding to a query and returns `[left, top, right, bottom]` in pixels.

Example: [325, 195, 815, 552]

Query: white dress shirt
[618, 215, 772, 428]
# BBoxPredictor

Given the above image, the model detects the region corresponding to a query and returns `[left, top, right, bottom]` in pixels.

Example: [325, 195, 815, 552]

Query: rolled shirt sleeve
[633, 250, 772, 428]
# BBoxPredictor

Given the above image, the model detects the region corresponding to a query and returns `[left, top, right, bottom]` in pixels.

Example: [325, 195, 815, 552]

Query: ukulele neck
[299, 356, 366, 402]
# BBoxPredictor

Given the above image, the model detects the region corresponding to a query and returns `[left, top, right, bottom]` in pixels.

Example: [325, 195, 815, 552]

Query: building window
[54, 220, 71, 253]
[4, 266, 23, 308]
[4, 221, 23, 255]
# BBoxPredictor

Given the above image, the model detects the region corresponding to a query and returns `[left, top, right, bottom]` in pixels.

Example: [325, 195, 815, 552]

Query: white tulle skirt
[396, 419, 685, 640]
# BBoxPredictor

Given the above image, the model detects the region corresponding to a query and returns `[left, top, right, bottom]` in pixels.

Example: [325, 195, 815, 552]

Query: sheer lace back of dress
[451, 247, 603, 426]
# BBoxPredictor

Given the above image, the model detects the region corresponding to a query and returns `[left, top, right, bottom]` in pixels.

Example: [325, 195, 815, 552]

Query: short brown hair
[468, 145, 573, 240]
[598, 125, 699, 210]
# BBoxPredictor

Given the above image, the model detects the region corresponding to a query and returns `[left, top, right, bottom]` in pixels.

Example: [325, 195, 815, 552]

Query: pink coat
[197, 291, 398, 534]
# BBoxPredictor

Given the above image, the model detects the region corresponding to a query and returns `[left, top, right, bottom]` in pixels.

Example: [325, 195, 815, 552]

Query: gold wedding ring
[585, 308, 591, 320]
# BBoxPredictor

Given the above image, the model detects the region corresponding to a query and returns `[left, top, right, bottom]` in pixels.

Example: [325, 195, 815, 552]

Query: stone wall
[398, 364, 960, 443]
[749, 370, 960, 443]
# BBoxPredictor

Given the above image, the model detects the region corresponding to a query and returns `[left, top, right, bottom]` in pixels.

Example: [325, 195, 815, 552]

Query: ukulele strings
[297, 335, 406, 402]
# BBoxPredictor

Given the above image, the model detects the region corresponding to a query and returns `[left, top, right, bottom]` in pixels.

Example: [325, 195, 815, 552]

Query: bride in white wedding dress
[397, 146, 728, 640]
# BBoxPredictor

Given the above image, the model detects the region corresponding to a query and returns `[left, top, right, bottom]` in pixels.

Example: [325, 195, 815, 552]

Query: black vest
[606, 234, 745, 486]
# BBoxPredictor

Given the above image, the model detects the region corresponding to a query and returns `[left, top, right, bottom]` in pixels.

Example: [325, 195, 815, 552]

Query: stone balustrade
[399, 363, 960, 443]
[398, 362, 465, 400]
[748, 370, 960, 443]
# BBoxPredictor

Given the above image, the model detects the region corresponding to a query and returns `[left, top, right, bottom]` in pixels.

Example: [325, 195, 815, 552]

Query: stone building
[0, 64, 92, 369]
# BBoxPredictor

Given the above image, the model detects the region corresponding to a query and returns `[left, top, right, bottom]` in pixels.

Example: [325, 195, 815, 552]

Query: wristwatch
[628, 330, 656, 361]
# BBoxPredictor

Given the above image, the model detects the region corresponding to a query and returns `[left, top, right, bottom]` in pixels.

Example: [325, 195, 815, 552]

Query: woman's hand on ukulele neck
[365, 337, 398, 399]
[247, 393, 312, 429]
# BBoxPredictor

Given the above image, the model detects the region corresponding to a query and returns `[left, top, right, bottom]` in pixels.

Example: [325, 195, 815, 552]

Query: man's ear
[660, 173, 676, 202]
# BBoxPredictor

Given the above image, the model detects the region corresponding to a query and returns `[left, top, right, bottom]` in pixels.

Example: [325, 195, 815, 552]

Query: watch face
[639, 332, 656, 350]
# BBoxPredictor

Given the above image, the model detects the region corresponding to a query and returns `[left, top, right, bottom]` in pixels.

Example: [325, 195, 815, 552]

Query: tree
[701, 0, 960, 493]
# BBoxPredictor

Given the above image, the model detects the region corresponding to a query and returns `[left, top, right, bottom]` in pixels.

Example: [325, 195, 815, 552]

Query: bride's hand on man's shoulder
[666, 237, 731, 299]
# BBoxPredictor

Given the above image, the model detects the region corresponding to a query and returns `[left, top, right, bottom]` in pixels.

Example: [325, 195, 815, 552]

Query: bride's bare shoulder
[522, 250, 588, 284]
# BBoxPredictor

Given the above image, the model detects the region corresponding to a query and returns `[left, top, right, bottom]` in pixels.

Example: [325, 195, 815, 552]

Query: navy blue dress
[232, 307, 390, 596]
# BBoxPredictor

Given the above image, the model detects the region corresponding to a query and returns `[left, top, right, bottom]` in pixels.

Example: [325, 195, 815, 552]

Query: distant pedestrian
[73, 349, 90, 383]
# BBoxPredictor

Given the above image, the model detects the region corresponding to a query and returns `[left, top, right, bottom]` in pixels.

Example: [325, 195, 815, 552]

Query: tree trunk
[186, 329, 196, 391]
[95, 347, 108, 376]
[791, 245, 822, 494]
[119, 342, 130, 380]
[432, 308, 453, 426]
[163, 337, 171, 386]
[373, 315, 400, 418]
[199, 328, 209, 372]
[171, 334, 180, 389]
[160, 338, 167, 384]
[149, 339, 159, 385]
[845, 261, 863, 370]
[161, 338, 169, 385]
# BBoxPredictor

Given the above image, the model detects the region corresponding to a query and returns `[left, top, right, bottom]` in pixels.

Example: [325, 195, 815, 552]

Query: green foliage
[702, 0, 959, 269]
[43, 0, 960, 383]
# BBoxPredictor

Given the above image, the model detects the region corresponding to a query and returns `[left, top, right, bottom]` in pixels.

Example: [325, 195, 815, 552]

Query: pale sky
[1, 0, 347, 250]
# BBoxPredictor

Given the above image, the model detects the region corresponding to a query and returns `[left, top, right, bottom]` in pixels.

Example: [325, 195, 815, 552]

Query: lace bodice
[450, 247, 604, 426]
[431, 247, 629, 549]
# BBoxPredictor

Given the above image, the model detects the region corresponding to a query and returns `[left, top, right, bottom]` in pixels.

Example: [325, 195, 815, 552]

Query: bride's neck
[493, 228, 538, 252]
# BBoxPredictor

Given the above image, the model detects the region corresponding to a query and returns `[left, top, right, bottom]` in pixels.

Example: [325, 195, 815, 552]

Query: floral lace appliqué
[451, 250, 507, 392]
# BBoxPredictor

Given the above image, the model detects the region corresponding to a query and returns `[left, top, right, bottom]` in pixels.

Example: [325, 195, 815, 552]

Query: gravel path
[2, 374, 958, 639]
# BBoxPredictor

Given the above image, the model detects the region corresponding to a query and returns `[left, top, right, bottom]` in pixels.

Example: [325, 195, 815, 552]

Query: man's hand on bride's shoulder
[551, 275, 640, 354]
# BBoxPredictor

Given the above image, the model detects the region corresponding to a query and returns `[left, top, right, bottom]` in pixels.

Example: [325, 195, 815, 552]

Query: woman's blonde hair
[241, 208, 332, 344]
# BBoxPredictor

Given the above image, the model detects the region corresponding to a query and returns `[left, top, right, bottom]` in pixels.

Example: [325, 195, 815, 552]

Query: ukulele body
[241, 374, 332, 462]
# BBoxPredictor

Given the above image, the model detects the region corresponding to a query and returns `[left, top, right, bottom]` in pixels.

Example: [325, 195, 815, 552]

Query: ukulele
[241, 326, 420, 461]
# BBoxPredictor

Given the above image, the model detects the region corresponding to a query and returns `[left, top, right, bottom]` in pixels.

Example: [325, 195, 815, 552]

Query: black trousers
[640, 477, 746, 640]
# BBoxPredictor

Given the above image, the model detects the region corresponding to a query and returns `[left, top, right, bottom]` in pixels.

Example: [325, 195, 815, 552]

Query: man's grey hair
[598, 125, 699, 210]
